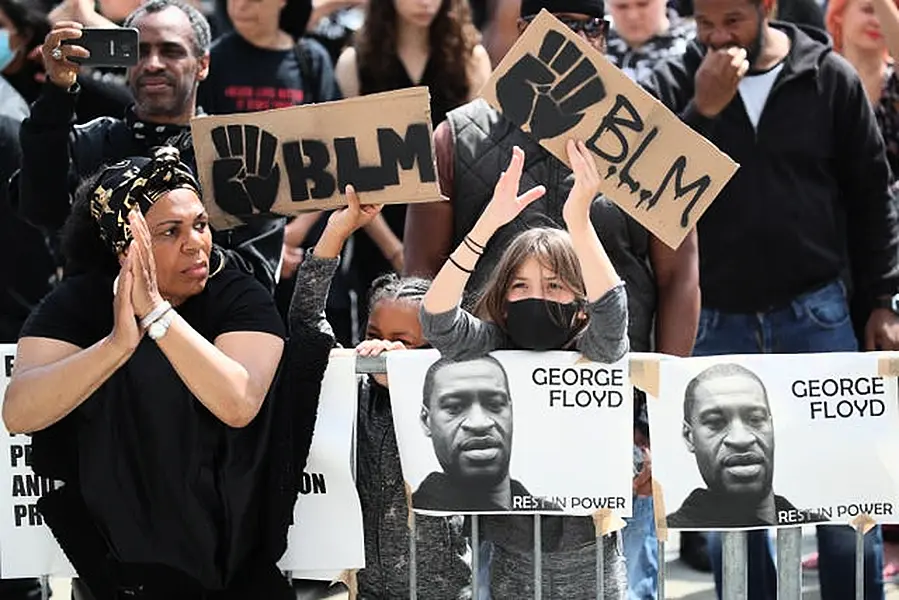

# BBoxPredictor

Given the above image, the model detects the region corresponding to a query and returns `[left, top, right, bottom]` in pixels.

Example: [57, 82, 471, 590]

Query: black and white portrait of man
[411, 356, 534, 512]
[667, 363, 825, 528]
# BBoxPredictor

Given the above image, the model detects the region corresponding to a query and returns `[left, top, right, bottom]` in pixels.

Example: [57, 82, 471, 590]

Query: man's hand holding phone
[42, 23, 139, 88]
[42, 21, 86, 89]
[694, 46, 750, 119]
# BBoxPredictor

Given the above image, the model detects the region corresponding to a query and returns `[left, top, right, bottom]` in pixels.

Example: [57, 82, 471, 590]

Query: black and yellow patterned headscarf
[90, 146, 201, 255]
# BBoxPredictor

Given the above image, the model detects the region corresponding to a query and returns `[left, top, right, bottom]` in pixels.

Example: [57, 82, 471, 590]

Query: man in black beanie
[403, 1, 702, 598]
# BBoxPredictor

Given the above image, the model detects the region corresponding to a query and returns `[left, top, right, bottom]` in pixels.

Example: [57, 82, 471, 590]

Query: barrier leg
[409, 511, 417, 600]
[40, 576, 50, 600]
[534, 514, 542, 600]
[722, 531, 748, 600]
[776, 527, 802, 599]
[595, 533, 605, 600]
[658, 540, 666, 599]
[471, 515, 480, 600]
[856, 527, 865, 600]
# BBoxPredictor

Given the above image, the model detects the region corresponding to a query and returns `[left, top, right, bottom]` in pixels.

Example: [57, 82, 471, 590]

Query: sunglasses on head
[521, 15, 610, 39]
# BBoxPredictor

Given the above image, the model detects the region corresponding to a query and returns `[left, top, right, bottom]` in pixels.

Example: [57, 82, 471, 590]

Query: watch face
[149, 320, 167, 340]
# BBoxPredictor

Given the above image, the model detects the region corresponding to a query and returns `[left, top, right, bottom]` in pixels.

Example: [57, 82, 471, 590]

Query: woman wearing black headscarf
[2, 147, 301, 600]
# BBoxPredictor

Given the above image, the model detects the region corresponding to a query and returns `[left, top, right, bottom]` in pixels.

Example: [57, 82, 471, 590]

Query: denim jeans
[621, 495, 658, 599]
[693, 280, 885, 600]
[477, 540, 494, 600]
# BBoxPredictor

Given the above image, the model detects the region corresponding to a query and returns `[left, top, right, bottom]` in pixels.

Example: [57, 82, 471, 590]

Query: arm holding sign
[288, 186, 383, 334]
[562, 140, 623, 302]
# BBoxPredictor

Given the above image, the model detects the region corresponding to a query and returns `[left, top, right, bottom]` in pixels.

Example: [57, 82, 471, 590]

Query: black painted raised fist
[496, 30, 606, 141]
[211, 124, 281, 216]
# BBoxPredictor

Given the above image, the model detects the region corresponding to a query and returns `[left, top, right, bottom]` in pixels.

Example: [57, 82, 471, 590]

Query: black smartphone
[61, 28, 139, 67]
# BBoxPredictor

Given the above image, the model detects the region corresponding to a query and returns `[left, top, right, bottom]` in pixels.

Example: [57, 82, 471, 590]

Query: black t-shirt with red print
[198, 31, 340, 115]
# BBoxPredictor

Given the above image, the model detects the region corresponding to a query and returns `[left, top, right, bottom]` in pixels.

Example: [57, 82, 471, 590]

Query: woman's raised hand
[475, 146, 546, 240]
[562, 140, 603, 228]
[128, 210, 165, 319]
[110, 254, 142, 353]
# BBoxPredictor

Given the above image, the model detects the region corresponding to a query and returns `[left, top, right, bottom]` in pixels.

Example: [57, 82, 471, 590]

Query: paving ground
[45, 529, 899, 599]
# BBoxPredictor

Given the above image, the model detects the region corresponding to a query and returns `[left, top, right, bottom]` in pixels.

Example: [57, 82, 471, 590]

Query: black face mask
[505, 298, 581, 351]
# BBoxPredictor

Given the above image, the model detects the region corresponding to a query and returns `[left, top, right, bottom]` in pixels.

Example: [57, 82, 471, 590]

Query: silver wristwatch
[147, 309, 175, 341]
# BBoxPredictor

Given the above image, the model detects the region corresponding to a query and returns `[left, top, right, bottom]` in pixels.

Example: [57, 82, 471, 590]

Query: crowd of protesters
[3, 0, 899, 598]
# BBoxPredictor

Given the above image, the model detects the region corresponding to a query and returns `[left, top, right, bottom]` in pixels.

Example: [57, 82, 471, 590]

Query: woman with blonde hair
[826, 0, 899, 175]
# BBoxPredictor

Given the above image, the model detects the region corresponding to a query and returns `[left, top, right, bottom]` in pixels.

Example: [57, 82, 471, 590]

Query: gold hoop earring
[208, 247, 226, 279]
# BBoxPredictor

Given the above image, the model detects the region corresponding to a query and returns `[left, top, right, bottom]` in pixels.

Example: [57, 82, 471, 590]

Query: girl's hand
[355, 339, 405, 357]
[357, 339, 405, 388]
[474, 146, 546, 240]
[562, 140, 603, 228]
[314, 185, 383, 259]
[128, 210, 166, 319]
[326, 185, 383, 241]
[110, 254, 142, 353]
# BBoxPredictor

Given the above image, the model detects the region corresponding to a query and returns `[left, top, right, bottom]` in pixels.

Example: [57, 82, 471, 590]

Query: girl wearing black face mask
[289, 187, 470, 600]
[421, 140, 628, 363]
[420, 141, 630, 598]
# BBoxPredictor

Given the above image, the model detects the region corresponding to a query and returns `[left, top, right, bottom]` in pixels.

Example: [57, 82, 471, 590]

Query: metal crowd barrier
[34, 355, 870, 600]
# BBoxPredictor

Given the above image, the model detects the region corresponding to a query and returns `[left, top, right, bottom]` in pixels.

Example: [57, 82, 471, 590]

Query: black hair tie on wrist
[465, 235, 486, 251]
[462, 237, 484, 255]
[448, 255, 474, 274]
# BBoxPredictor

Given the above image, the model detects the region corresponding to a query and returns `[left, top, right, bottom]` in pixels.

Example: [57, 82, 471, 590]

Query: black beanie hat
[520, 0, 605, 18]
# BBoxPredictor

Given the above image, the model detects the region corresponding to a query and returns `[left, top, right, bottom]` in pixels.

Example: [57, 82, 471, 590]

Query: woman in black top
[2, 147, 294, 599]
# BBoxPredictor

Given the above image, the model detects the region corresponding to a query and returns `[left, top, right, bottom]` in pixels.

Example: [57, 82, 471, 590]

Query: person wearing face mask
[0, 28, 29, 121]
[288, 188, 471, 600]
[420, 143, 628, 598]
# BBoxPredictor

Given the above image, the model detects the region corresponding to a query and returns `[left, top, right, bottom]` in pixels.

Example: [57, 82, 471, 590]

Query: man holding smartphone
[13, 0, 284, 294]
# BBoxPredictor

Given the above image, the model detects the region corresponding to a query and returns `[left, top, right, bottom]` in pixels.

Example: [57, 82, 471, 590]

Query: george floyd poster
[387, 349, 633, 517]
[647, 353, 899, 531]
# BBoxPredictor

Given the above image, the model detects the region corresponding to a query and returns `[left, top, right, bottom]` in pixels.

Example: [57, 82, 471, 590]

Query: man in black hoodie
[641, 0, 896, 597]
